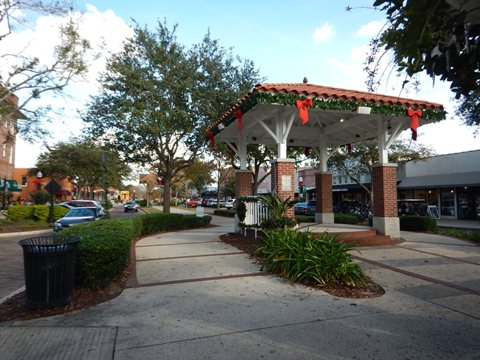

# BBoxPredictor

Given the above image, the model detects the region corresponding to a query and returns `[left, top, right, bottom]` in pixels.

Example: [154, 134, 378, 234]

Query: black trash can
[18, 234, 82, 309]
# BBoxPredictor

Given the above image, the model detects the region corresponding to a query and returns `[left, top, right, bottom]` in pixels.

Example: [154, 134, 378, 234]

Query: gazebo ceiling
[207, 83, 446, 148]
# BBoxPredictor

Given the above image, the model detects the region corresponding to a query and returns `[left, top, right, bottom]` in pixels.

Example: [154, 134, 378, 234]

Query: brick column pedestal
[235, 170, 253, 199]
[315, 172, 334, 224]
[271, 159, 295, 218]
[372, 163, 399, 238]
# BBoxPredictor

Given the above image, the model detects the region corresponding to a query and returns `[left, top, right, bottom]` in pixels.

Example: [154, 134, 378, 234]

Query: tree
[326, 139, 434, 205]
[183, 160, 214, 195]
[364, 0, 480, 127]
[33, 138, 130, 198]
[0, 1, 93, 140]
[83, 20, 261, 212]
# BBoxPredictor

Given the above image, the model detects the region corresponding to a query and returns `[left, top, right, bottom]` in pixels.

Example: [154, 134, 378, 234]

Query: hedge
[400, 215, 437, 231]
[62, 213, 212, 289]
[334, 213, 361, 224]
[7, 205, 68, 222]
[213, 209, 236, 217]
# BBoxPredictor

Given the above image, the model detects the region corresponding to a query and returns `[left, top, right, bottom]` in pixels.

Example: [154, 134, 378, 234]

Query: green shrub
[63, 219, 135, 289]
[296, 215, 315, 223]
[62, 213, 212, 289]
[214, 209, 236, 217]
[437, 228, 480, 243]
[260, 216, 297, 229]
[400, 215, 437, 231]
[257, 228, 367, 287]
[7, 206, 34, 221]
[138, 199, 147, 207]
[334, 213, 360, 224]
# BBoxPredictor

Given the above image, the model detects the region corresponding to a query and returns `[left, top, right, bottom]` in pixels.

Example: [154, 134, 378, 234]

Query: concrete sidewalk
[0, 213, 479, 359]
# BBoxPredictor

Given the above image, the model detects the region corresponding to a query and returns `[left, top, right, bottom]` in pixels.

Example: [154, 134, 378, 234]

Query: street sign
[44, 180, 62, 195]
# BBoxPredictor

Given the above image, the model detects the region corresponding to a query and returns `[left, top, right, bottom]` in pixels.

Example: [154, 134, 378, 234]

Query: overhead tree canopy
[83, 20, 261, 212]
[0, 1, 93, 140]
[364, 0, 480, 128]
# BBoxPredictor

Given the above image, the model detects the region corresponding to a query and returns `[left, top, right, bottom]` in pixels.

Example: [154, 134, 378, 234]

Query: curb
[0, 286, 25, 306]
[0, 229, 53, 239]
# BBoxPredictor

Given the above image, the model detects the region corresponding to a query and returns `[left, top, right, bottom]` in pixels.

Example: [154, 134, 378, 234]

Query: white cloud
[7, 5, 134, 168]
[311, 22, 333, 44]
[356, 20, 385, 37]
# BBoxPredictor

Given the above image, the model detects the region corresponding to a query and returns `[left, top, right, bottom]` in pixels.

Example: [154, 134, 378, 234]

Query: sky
[6, 0, 479, 168]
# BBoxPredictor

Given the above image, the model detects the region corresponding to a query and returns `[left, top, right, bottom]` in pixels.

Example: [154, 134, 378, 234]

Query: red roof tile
[208, 82, 444, 131]
[255, 83, 444, 109]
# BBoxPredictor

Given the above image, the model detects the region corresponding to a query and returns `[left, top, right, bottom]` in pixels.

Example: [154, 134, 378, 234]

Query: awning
[0, 179, 21, 192]
[398, 172, 480, 189]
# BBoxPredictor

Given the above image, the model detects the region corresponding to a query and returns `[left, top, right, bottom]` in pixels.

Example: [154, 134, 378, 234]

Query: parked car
[201, 198, 209, 207]
[186, 198, 202, 208]
[60, 200, 106, 216]
[225, 199, 236, 209]
[294, 201, 308, 215]
[124, 200, 140, 212]
[218, 199, 226, 207]
[295, 200, 316, 216]
[207, 199, 217, 207]
[54, 207, 103, 231]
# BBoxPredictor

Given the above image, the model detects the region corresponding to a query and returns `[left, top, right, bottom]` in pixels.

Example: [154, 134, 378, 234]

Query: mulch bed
[220, 232, 385, 299]
[0, 270, 128, 323]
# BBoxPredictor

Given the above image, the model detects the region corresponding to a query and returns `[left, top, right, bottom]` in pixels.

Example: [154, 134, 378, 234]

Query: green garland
[207, 91, 447, 138]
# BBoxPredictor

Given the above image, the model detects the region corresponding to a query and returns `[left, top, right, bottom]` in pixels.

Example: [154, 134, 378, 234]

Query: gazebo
[206, 82, 445, 238]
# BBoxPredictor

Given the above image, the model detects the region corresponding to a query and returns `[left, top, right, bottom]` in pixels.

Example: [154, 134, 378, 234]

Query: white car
[225, 199, 235, 209]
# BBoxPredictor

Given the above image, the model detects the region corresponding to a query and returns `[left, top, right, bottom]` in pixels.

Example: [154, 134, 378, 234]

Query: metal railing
[242, 201, 270, 237]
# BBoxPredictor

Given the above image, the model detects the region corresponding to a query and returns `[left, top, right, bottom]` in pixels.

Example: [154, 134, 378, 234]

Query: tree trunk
[163, 177, 171, 213]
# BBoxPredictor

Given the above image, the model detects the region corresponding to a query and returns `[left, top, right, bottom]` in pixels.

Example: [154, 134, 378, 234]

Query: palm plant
[258, 193, 296, 229]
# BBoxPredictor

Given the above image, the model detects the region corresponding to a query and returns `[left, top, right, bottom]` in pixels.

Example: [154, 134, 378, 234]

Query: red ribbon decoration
[304, 147, 311, 157]
[407, 108, 422, 141]
[234, 110, 243, 130]
[206, 129, 215, 148]
[347, 144, 352, 154]
[295, 98, 313, 124]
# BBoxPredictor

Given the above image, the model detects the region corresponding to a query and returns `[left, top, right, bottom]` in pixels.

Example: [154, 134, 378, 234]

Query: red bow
[347, 144, 352, 154]
[304, 147, 311, 157]
[206, 129, 215, 148]
[295, 98, 313, 124]
[234, 110, 242, 130]
[407, 108, 422, 141]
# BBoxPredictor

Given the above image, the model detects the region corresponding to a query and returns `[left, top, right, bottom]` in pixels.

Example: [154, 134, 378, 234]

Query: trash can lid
[18, 234, 82, 247]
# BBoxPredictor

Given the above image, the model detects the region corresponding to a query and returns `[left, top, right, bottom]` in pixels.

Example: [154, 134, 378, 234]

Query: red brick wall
[235, 170, 253, 198]
[271, 160, 295, 217]
[315, 172, 333, 213]
[372, 164, 397, 217]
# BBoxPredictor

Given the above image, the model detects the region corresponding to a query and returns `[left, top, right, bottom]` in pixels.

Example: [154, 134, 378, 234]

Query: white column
[239, 131, 247, 170]
[319, 142, 328, 171]
[378, 119, 388, 164]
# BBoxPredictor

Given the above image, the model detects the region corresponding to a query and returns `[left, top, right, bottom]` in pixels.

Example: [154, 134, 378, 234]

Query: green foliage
[63, 213, 212, 289]
[7, 206, 35, 221]
[82, 20, 261, 213]
[7, 205, 68, 222]
[258, 193, 296, 229]
[257, 228, 367, 287]
[436, 228, 480, 244]
[371, 0, 479, 99]
[399, 215, 437, 232]
[137, 199, 147, 207]
[213, 209, 236, 217]
[334, 213, 361, 225]
[295, 215, 316, 223]
[63, 219, 135, 289]
[30, 190, 51, 205]
[34, 138, 130, 197]
[236, 196, 258, 223]
[0, 3, 92, 141]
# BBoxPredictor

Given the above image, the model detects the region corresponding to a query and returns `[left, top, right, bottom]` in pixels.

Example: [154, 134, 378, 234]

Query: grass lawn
[0, 218, 52, 233]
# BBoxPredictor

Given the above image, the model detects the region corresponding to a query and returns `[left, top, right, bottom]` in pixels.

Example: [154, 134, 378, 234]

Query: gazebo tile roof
[207, 82, 445, 134]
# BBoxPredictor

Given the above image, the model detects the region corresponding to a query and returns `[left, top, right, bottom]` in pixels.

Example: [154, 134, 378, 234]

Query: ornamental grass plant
[257, 227, 367, 287]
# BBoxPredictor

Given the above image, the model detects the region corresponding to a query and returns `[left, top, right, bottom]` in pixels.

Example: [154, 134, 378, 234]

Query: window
[8, 145, 12, 164]
[21, 176, 27, 186]
[2, 144, 6, 157]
